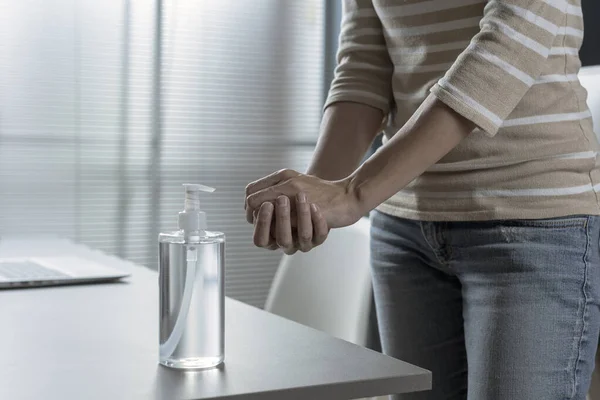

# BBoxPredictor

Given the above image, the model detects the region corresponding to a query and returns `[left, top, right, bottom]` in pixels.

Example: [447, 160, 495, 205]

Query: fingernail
[311, 204, 318, 213]
[277, 196, 288, 206]
[265, 202, 274, 211]
[297, 192, 306, 203]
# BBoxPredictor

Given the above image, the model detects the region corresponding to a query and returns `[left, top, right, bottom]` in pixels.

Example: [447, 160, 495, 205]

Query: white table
[0, 240, 431, 399]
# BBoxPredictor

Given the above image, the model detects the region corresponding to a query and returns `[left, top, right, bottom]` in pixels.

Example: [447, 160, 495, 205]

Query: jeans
[370, 211, 600, 400]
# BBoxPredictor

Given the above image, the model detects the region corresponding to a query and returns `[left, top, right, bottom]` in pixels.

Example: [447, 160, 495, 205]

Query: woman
[245, 1, 600, 399]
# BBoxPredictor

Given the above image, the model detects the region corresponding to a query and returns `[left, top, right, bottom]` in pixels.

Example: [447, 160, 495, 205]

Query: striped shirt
[326, 0, 600, 221]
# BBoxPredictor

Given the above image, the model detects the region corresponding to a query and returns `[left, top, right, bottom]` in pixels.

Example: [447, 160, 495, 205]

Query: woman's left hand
[245, 169, 363, 230]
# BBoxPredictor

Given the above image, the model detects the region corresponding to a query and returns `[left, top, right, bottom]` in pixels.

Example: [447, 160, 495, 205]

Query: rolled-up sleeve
[431, 0, 569, 136]
[325, 0, 394, 114]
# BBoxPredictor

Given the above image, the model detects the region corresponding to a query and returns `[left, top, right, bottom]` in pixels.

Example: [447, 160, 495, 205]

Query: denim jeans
[370, 211, 600, 400]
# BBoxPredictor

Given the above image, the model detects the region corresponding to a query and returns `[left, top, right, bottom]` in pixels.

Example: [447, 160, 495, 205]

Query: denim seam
[419, 222, 438, 251]
[568, 216, 592, 399]
[498, 217, 588, 229]
[437, 223, 451, 265]
[419, 222, 450, 266]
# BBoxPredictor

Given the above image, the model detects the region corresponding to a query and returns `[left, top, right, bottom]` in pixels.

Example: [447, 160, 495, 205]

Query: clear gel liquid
[158, 231, 225, 369]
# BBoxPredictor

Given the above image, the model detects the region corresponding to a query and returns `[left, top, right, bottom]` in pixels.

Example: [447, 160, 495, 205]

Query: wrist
[338, 174, 369, 221]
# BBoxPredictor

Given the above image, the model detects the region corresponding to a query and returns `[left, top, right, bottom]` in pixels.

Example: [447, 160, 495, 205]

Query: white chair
[580, 65, 600, 400]
[265, 217, 372, 346]
[265, 219, 388, 400]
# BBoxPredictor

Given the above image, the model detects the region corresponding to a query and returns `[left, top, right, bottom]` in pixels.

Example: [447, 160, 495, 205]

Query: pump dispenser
[178, 183, 214, 237]
[158, 184, 225, 369]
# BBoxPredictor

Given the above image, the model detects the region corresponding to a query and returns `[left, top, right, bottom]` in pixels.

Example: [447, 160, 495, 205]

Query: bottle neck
[182, 229, 207, 242]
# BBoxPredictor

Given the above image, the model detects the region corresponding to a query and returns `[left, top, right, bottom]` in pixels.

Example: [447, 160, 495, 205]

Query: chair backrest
[264, 217, 372, 346]
[579, 66, 600, 140]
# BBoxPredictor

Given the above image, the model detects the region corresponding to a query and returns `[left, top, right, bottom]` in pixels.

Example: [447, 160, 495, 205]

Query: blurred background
[0, 0, 598, 309]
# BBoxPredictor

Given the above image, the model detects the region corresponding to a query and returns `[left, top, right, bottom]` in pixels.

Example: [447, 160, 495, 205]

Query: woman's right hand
[252, 192, 329, 255]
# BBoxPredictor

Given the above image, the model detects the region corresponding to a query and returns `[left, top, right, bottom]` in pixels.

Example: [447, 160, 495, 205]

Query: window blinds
[0, 0, 325, 307]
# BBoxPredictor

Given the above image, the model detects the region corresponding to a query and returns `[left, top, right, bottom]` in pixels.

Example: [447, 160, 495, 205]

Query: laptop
[0, 240, 131, 288]
[0, 256, 130, 288]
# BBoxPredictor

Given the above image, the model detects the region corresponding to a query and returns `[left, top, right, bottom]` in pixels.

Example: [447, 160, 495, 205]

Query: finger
[253, 202, 274, 248]
[246, 206, 255, 224]
[247, 181, 300, 211]
[248, 201, 272, 225]
[275, 196, 294, 254]
[252, 208, 260, 222]
[311, 204, 329, 247]
[296, 193, 313, 252]
[245, 169, 298, 202]
[266, 218, 278, 250]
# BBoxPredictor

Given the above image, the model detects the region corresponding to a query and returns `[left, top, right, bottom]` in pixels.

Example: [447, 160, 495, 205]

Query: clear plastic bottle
[158, 184, 225, 369]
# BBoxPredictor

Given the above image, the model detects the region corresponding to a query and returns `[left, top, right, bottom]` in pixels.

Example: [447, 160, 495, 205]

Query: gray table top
[0, 244, 430, 400]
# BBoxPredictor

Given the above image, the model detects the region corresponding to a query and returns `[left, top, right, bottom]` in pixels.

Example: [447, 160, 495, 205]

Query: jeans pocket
[449, 216, 590, 250]
[497, 215, 589, 229]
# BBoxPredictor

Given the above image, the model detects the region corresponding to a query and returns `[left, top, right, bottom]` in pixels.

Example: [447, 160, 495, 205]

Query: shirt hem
[324, 93, 390, 115]
[431, 83, 500, 137]
[375, 202, 600, 222]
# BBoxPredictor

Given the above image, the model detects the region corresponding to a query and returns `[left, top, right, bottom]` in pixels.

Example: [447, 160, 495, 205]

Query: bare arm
[308, 0, 394, 180]
[348, 94, 474, 216]
[307, 102, 384, 181]
[246, 94, 474, 228]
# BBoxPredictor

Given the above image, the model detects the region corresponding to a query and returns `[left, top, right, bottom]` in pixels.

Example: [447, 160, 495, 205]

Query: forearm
[307, 102, 385, 181]
[348, 94, 475, 213]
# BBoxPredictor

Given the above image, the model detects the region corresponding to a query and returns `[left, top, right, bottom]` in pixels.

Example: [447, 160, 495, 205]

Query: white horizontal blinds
[159, 0, 325, 307]
[125, 0, 156, 265]
[0, 0, 154, 264]
[0, 0, 325, 308]
[0, 0, 79, 238]
[280, 2, 327, 143]
[77, 0, 125, 256]
[75, 0, 157, 263]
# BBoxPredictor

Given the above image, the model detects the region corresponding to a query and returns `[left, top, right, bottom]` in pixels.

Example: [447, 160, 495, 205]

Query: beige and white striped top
[326, 0, 600, 221]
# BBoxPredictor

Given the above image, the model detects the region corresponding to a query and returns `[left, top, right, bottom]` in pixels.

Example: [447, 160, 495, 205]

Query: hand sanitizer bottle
[158, 183, 225, 369]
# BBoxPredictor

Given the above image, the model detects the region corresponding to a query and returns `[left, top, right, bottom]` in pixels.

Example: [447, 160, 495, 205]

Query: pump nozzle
[179, 183, 215, 235]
